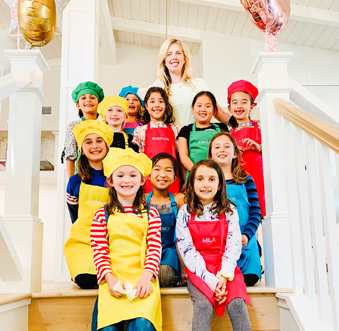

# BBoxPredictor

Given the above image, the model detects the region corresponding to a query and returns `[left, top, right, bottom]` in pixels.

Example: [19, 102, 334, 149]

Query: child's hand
[214, 276, 228, 305]
[242, 234, 249, 247]
[181, 271, 188, 286]
[243, 138, 261, 152]
[135, 271, 153, 299]
[105, 273, 123, 298]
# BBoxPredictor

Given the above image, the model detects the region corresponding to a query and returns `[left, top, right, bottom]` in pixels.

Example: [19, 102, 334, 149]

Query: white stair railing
[275, 98, 339, 330]
[0, 50, 49, 294]
[252, 52, 339, 330]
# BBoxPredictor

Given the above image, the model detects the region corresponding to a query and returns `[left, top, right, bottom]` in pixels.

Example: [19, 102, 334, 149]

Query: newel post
[251, 52, 294, 287]
[0, 50, 49, 293]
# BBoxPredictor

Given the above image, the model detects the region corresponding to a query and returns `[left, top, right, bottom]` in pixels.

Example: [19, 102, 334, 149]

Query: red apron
[185, 213, 251, 317]
[231, 120, 266, 217]
[144, 122, 180, 193]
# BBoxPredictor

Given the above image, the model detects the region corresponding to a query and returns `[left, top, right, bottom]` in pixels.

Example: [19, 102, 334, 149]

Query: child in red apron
[146, 153, 186, 287]
[132, 87, 181, 193]
[98, 96, 139, 152]
[178, 91, 228, 181]
[119, 85, 144, 135]
[208, 133, 262, 286]
[176, 159, 252, 331]
[90, 148, 162, 331]
[227, 80, 266, 218]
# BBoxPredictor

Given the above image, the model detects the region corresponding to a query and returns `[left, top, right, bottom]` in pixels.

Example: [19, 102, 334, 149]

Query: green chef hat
[72, 81, 105, 104]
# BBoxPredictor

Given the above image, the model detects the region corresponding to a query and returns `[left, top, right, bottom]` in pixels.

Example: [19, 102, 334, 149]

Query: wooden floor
[26, 281, 292, 331]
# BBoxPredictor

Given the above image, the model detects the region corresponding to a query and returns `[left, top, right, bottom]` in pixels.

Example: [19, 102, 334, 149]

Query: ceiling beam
[178, 0, 339, 27]
[111, 17, 202, 43]
[100, 0, 116, 65]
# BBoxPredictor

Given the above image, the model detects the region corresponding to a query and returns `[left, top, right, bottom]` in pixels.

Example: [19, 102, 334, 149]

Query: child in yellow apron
[90, 148, 162, 331]
[64, 120, 113, 289]
[98, 96, 139, 152]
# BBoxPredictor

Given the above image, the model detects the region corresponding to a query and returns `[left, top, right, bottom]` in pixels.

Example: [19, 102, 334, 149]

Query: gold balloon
[18, 0, 56, 48]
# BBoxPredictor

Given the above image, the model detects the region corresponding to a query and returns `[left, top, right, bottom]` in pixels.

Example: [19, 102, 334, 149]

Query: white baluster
[282, 118, 303, 295]
[294, 126, 316, 300]
[317, 142, 339, 331]
[304, 133, 331, 326]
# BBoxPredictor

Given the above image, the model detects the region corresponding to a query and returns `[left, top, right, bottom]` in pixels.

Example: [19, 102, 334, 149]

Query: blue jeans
[91, 297, 155, 331]
[101, 318, 156, 331]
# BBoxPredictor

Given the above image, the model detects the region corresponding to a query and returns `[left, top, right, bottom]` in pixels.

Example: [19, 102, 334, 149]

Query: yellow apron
[98, 211, 162, 331]
[64, 182, 110, 280]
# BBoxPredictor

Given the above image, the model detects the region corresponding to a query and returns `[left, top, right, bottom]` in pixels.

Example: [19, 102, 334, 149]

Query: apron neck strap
[122, 132, 129, 149]
[140, 208, 149, 268]
[169, 192, 178, 218]
[192, 123, 196, 132]
[146, 191, 153, 204]
[219, 213, 226, 254]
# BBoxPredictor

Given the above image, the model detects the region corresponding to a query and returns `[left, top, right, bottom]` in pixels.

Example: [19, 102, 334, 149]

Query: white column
[52, 131, 59, 170]
[0, 50, 49, 293]
[55, 0, 100, 282]
[251, 53, 294, 287]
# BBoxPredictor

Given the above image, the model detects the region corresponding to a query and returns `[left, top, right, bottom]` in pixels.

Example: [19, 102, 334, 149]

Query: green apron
[186, 123, 221, 180]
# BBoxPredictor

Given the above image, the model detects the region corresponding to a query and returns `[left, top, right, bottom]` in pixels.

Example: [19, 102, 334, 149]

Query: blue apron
[226, 182, 261, 279]
[146, 192, 181, 278]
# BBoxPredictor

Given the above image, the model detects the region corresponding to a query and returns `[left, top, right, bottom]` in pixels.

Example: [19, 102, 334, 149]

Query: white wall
[99, 42, 200, 95]
[0, 66, 61, 131]
[200, 31, 339, 109]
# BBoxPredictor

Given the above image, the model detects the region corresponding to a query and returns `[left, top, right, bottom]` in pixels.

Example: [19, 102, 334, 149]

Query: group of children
[62, 75, 265, 331]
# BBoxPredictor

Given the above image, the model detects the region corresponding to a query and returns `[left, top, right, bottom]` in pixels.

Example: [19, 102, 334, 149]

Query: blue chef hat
[119, 85, 144, 107]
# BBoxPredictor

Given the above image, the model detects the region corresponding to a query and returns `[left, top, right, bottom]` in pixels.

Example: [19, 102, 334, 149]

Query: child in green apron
[178, 91, 228, 181]
[146, 153, 186, 287]
[62, 81, 105, 178]
[208, 132, 262, 286]
[97, 96, 139, 152]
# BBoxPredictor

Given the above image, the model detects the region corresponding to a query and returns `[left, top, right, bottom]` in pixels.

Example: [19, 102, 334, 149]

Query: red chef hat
[227, 80, 259, 106]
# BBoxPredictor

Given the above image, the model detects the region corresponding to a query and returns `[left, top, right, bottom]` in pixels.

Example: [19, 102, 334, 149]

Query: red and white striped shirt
[90, 205, 162, 283]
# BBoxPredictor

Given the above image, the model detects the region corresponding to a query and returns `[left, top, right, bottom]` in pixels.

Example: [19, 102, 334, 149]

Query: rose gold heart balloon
[18, 0, 56, 48]
[240, 0, 290, 51]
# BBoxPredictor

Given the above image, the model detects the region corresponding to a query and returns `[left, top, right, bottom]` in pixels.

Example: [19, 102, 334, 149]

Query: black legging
[244, 274, 259, 287]
[75, 273, 98, 289]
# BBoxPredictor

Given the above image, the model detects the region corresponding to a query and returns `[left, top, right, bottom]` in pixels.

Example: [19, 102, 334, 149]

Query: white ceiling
[0, 0, 338, 61]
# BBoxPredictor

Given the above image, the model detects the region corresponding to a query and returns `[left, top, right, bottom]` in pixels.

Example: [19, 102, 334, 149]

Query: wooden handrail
[274, 98, 339, 154]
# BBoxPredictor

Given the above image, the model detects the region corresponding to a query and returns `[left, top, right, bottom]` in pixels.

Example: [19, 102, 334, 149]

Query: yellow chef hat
[103, 148, 152, 178]
[98, 95, 129, 121]
[73, 120, 113, 148]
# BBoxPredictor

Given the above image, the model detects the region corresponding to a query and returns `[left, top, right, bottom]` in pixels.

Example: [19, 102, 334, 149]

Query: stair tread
[31, 280, 293, 298]
[0, 293, 31, 306]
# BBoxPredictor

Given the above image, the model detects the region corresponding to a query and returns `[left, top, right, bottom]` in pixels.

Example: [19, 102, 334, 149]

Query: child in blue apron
[178, 91, 228, 181]
[119, 85, 144, 135]
[146, 153, 186, 287]
[208, 132, 261, 286]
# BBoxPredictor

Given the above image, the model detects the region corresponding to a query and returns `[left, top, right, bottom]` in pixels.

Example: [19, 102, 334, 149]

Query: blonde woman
[152, 38, 231, 127]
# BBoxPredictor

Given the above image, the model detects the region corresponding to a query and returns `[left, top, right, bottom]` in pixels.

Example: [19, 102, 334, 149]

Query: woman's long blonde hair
[157, 38, 194, 95]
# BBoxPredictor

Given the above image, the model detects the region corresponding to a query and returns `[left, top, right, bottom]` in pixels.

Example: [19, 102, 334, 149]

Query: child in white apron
[90, 148, 162, 331]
